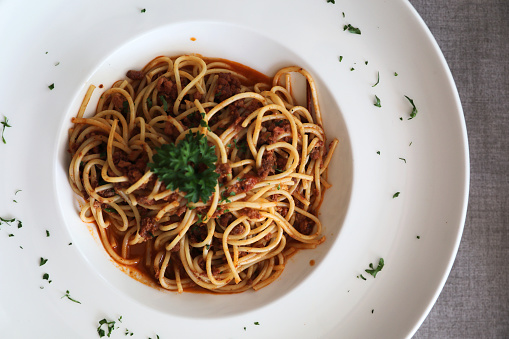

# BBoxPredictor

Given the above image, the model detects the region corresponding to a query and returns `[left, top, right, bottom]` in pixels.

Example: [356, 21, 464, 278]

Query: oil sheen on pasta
[68, 54, 338, 293]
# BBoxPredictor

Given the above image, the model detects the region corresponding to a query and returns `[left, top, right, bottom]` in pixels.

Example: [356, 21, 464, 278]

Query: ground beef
[156, 77, 178, 104]
[217, 213, 234, 228]
[240, 208, 261, 220]
[162, 192, 180, 203]
[215, 162, 232, 184]
[98, 188, 116, 198]
[257, 150, 276, 179]
[276, 156, 287, 172]
[170, 241, 180, 253]
[126, 70, 145, 80]
[257, 120, 292, 146]
[139, 217, 157, 240]
[294, 214, 315, 236]
[112, 151, 148, 185]
[189, 225, 208, 243]
[230, 224, 245, 235]
[174, 205, 187, 217]
[224, 175, 259, 197]
[215, 73, 241, 102]
[110, 93, 126, 111]
[137, 195, 157, 206]
[309, 141, 324, 160]
[275, 206, 289, 217]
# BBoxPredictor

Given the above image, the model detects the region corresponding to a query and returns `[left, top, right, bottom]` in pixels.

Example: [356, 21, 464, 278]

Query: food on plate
[68, 54, 338, 293]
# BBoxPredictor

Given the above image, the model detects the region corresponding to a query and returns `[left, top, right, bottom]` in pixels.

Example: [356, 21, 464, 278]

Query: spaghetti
[68, 54, 338, 293]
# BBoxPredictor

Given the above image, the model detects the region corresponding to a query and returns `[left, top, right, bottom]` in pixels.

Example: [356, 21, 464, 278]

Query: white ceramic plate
[0, 1, 468, 338]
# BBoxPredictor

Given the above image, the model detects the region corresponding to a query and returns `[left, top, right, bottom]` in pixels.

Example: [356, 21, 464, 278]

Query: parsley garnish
[46, 230, 50, 237]
[393, 192, 400, 198]
[417, 235, 421, 239]
[1, 116, 12, 144]
[159, 95, 168, 111]
[254, 322, 260, 325]
[0, 217, 15, 225]
[365, 258, 384, 278]
[399, 157, 406, 163]
[147, 97, 153, 108]
[48, 83, 55, 90]
[343, 24, 361, 34]
[376, 151, 380, 155]
[342, 12, 345, 17]
[326, 0, 335, 3]
[61, 290, 81, 304]
[372, 72, 380, 87]
[55, 62, 60, 66]
[365, 61, 368, 65]
[43, 273, 52, 283]
[8, 234, 14, 237]
[149, 132, 219, 203]
[374, 95, 381, 107]
[350, 67, 355, 71]
[339, 56, 343, 62]
[141, 8, 146, 13]
[359, 274, 366, 280]
[97, 318, 116, 337]
[40, 257, 48, 266]
[394, 72, 399, 76]
[404, 95, 418, 119]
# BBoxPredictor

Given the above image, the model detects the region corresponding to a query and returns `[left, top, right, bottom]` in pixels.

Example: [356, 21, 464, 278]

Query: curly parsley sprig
[148, 132, 219, 203]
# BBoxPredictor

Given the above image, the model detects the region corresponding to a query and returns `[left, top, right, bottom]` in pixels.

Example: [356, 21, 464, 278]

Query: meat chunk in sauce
[140, 217, 157, 240]
[215, 73, 241, 102]
[257, 150, 276, 179]
[126, 70, 145, 80]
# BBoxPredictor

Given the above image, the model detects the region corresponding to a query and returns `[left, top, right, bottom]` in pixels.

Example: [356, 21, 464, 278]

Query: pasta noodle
[68, 54, 338, 293]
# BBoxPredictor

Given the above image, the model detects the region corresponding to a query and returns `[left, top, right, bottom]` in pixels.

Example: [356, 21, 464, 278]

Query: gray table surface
[409, 1, 509, 338]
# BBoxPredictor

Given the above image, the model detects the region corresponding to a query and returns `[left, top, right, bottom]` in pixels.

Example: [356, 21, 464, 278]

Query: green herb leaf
[1, 116, 12, 144]
[141, 8, 146, 13]
[40, 257, 48, 266]
[55, 62, 60, 66]
[374, 95, 381, 107]
[365, 258, 384, 278]
[61, 290, 81, 304]
[159, 95, 168, 112]
[342, 12, 345, 17]
[97, 318, 116, 337]
[372, 71, 380, 87]
[8, 234, 14, 237]
[254, 322, 260, 325]
[376, 151, 380, 155]
[326, 0, 335, 3]
[365, 61, 368, 65]
[343, 24, 361, 34]
[394, 72, 398, 76]
[46, 230, 50, 237]
[417, 235, 421, 239]
[350, 67, 355, 71]
[359, 274, 366, 280]
[393, 192, 400, 198]
[148, 132, 219, 203]
[404, 95, 418, 119]
[48, 83, 55, 90]
[399, 157, 406, 163]
[339, 56, 343, 62]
